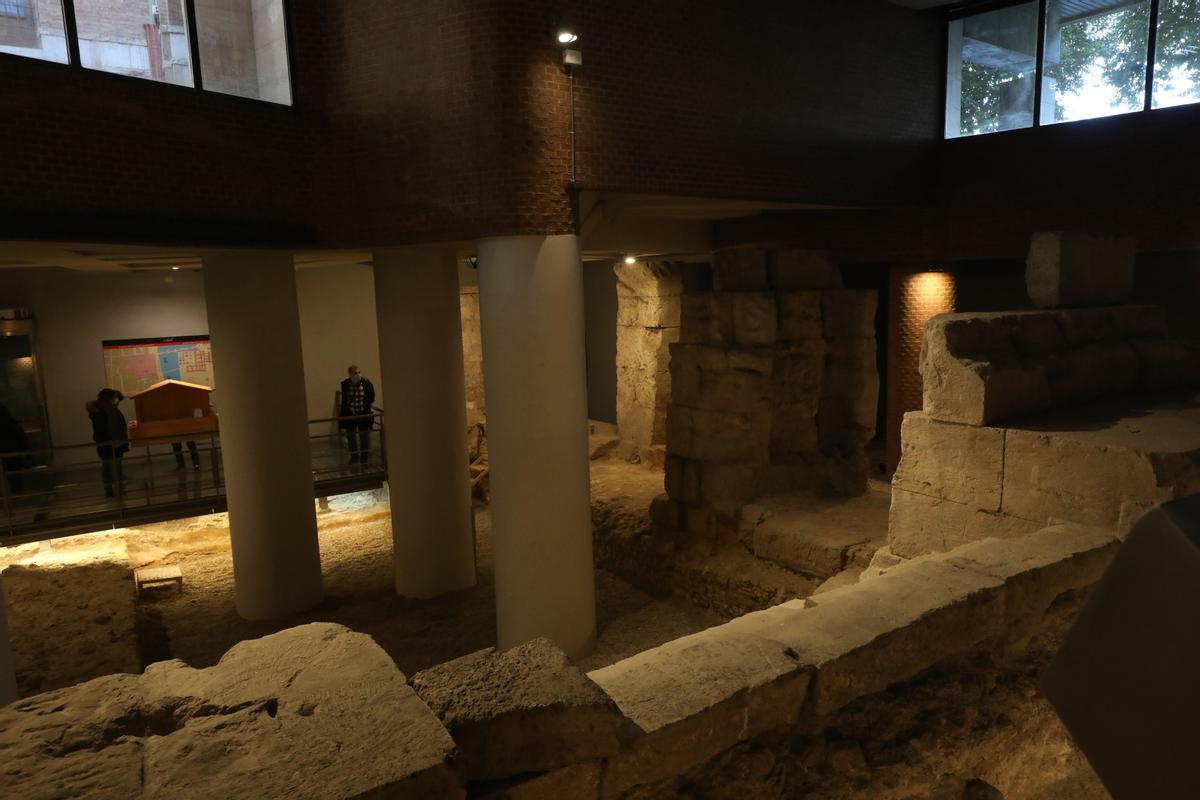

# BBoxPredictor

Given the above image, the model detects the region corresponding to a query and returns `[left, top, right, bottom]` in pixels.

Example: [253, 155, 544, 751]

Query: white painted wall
[0, 265, 387, 460]
[295, 264, 384, 424]
[0, 269, 210, 457]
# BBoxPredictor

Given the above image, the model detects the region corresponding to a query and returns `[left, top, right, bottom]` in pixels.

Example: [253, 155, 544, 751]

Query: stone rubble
[410, 638, 628, 782]
[0, 623, 464, 800]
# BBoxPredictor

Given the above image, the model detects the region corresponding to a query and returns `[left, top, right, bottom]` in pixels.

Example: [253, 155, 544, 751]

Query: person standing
[0, 405, 29, 495]
[339, 366, 375, 465]
[87, 388, 130, 498]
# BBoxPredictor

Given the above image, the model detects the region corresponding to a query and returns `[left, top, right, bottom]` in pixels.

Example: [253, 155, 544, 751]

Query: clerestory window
[0, 0, 291, 105]
[947, 0, 1200, 137]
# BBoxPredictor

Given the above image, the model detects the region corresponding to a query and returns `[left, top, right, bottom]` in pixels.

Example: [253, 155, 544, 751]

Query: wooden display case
[128, 379, 218, 444]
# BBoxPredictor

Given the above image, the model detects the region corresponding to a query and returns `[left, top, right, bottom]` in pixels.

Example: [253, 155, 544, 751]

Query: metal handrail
[0, 413, 389, 546]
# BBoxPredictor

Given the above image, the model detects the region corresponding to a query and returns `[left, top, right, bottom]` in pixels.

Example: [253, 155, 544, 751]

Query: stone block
[614, 261, 681, 298]
[821, 337, 876, 400]
[888, 487, 1041, 558]
[771, 402, 820, 460]
[938, 523, 1119, 639]
[649, 495, 684, 530]
[776, 290, 823, 340]
[921, 315, 1054, 426]
[0, 623, 464, 800]
[589, 630, 810, 797]
[772, 339, 825, 404]
[750, 495, 887, 579]
[1055, 305, 1166, 346]
[679, 294, 716, 345]
[699, 462, 762, 511]
[821, 289, 877, 338]
[1134, 338, 1200, 390]
[1001, 428, 1173, 533]
[1026, 231, 1137, 308]
[479, 761, 602, 800]
[1045, 342, 1138, 406]
[892, 412, 1005, 511]
[725, 559, 1005, 715]
[616, 296, 680, 328]
[770, 249, 843, 290]
[666, 405, 770, 463]
[817, 395, 877, 454]
[669, 345, 773, 412]
[713, 292, 777, 347]
[713, 248, 770, 290]
[410, 638, 626, 781]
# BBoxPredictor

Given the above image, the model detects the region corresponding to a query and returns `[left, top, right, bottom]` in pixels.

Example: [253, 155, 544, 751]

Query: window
[194, 0, 291, 104]
[0, 0, 68, 64]
[0, 0, 291, 104]
[1152, 0, 1200, 107]
[73, 0, 194, 86]
[1042, 0, 1151, 124]
[946, 0, 1200, 136]
[947, 1, 1041, 137]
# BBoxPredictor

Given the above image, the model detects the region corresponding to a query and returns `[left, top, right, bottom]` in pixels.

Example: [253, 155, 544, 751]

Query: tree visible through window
[1153, 0, 1200, 107]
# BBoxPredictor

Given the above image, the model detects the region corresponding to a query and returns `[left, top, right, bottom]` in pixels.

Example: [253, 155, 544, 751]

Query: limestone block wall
[459, 286, 485, 424]
[661, 247, 879, 545]
[0, 525, 1120, 799]
[614, 262, 682, 454]
[890, 238, 1200, 558]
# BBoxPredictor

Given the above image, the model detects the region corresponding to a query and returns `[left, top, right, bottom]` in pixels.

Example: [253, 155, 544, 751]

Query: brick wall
[885, 268, 956, 473]
[0, 1, 943, 248]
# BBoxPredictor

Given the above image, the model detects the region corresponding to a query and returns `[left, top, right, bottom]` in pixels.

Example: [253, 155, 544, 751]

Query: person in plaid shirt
[339, 365, 376, 465]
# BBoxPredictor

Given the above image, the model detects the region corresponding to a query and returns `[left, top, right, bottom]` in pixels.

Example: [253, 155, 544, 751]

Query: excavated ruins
[3, 234, 1198, 799]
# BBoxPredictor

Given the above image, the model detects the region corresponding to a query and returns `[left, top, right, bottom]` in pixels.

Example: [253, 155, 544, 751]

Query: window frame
[946, 0, 1182, 137]
[0, 0, 295, 108]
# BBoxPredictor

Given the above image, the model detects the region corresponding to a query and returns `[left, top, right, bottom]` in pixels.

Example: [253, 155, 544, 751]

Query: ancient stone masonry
[614, 261, 682, 462]
[891, 231, 1200, 558]
[0, 624, 464, 800]
[0, 527, 1120, 799]
[660, 247, 879, 547]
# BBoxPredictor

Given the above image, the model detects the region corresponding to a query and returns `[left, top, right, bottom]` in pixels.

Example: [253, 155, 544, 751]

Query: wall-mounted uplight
[623, 255, 637, 265]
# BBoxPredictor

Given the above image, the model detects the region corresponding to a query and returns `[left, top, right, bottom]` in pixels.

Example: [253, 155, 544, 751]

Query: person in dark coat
[339, 365, 376, 465]
[0, 404, 29, 494]
[87, 388, 130, 497]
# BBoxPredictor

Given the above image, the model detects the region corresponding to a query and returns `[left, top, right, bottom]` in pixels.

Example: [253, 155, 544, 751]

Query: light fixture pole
[554, 20, 582, 185]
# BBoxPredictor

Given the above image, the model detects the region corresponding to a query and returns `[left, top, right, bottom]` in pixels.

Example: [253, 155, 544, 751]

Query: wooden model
[128, 379, 218, 444]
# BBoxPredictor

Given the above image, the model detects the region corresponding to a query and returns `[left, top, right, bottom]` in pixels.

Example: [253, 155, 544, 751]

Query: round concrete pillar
[476, 234, 596, 658]
[0, 573, 17, 705]
[203, 252, 323, 620]
[373, 247, 477, 598]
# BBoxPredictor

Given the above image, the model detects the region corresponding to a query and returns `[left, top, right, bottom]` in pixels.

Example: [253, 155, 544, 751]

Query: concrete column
[476, 235, 596, 658]
[0, 574, 17, 705]
[373, 246, 477, 598]
[203, 251, 322, 620]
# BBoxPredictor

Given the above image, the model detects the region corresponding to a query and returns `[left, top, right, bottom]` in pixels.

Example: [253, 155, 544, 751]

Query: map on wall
[102, 335, 215, 397]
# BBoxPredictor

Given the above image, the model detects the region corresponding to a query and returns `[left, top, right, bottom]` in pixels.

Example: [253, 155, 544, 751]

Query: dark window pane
[194, 0, 291, 104]
[73, 0, 194, 86]
[1152, 0, 1200, 108]
[1042, 0, 1150, 124]
[0, 0, 68, 64]
[946, 2, 1040, 138]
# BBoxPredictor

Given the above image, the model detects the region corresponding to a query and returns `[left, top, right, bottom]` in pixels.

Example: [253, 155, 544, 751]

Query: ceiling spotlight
[623, 255, 637, 265]
[171, 266, 181, 271]
[556, 26, 578, 45]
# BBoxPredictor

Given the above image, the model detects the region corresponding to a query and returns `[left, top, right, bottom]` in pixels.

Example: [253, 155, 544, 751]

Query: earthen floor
[1, 465, 725, 697]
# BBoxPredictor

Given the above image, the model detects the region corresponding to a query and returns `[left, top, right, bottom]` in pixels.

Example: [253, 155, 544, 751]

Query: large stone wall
[614, 262, 681, 457]
[660, 247, 879, 545]
[0, 525, 1120, 799]
[890, 233, 1200, 558]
